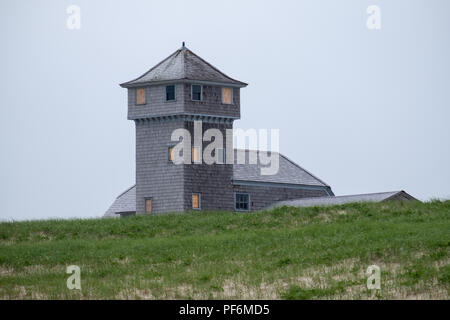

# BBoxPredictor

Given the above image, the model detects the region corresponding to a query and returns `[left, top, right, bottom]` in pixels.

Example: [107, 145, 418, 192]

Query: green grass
[0, 200, 449, 299]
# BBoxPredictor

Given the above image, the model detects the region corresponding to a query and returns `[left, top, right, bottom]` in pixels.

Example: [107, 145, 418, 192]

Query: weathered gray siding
[232, 184, 330, 211]
[135, 119, 185, 213]
[183, 121, 235, 211]
[128, 85, 184, 120]
[131, 82, 239, 213]
[128, 84, 240, 120]
[183, 85, 240, 118]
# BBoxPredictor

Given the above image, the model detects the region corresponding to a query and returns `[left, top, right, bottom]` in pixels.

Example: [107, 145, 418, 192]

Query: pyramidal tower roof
[120, 43, 247, 88]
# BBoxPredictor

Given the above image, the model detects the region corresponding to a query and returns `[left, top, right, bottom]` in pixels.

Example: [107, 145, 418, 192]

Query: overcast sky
[1, 0, 449, 220]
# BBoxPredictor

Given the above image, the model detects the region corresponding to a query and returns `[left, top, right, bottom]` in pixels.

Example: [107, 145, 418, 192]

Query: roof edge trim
[232, 179, 331, 194]
[120, 78, 247, 88]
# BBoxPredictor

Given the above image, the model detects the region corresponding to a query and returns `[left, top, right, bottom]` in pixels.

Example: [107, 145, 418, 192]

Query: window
[119, 212, 136, 218]
[191, 85, 202, 101]
[168, 146, 175, 161]
[192, 146, 200, 163]
[136, 88, 146, 105]
[222, 87, 232, 104]
[216, 148, 225, 164]
[235, 193, 250, 211]
[192, 193, 201, 210]
[166, 85, 175, 101]
[145, 199, 152, 213]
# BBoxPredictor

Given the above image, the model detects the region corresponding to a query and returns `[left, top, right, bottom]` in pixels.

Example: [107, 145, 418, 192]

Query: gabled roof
[103, 185, 136, 217]
[233, 149, 329, 187]
[120, 45, 247, 88]
[266, 190, 418, 209]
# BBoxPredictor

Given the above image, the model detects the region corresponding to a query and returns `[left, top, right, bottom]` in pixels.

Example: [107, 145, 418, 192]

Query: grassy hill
[0, 201, 449, 299]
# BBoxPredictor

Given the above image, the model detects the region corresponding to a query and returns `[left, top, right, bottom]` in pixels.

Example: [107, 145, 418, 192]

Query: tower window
[222, 87, 232, 104]
[192, 193, 201, 210]
[191, 85, 202, 101]
[136, 88, 146, 105]
[168, 146, 175, 161]
[145, 198, 152, 213]
[192, 146, 200, 163]
[166, 85, 175, 101]
[235, 193, 250, 211]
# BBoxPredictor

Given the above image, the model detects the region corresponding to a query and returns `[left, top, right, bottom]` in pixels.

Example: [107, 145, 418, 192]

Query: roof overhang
[120, 78, 248, 89]
[131, 113, 239, 123]
[232, 179, 332, 195]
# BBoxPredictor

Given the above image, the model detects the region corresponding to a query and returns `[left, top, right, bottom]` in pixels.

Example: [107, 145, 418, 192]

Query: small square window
[222, 87, 232, 104]
[192, 146, 201, 163]
[235, 193, 250, 211]
[145, 199, 152, 213]
[191, 85, 202, 101]
[166, 85, 175, 101]
[136, 88, 146, 105]
[192, 193, 201, 210]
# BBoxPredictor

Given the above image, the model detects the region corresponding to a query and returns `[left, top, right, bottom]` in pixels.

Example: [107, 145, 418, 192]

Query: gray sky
[1, 0, 449, 220]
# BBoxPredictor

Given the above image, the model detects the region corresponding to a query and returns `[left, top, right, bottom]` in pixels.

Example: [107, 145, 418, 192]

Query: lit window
[192, 193, 201, 209]
[235, 193, 250, 211]
[168, 146, 175, 161]
[191, 85, 202, 101]
[192, 146, 200, 163]
[222, 87, 232, 104]
[136, 88, 146, 105]
[145, 199, 152, 213]
[166, 85, 175, 101]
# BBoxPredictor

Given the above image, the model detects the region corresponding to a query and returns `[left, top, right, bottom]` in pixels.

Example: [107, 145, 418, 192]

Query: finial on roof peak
[182, 41, 185, 49]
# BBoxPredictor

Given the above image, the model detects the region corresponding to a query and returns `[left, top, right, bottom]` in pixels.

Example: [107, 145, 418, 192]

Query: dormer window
[166, 85, 175, 101]
[222, 87, 232, 104]
[191, 85, 202, 101]
[136, 88, 146, 105]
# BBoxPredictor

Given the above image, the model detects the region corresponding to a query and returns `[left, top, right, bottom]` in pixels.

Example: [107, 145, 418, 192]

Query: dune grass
[0, 200, 449, 299]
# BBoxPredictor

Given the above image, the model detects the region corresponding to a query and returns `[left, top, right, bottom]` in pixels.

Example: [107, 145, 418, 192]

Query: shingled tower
[106, 45, 417, 218]
[120, 44, 248, 213]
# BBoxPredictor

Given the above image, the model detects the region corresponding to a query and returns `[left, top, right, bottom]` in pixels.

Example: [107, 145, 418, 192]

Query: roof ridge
[116, 184, 136, 199]
[119, 48, 182, 87]
[182, 47, 186, 79]
[335, 191, 401, 198]
[278, 153, 330, 187]
[274, 191, 403, 205]
[184, 48, 247, 86]
[120, 46, 247, 87]
[384, 190, 418, 201]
